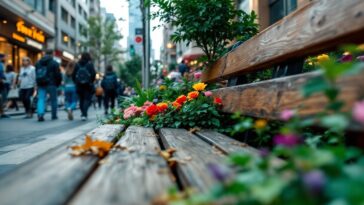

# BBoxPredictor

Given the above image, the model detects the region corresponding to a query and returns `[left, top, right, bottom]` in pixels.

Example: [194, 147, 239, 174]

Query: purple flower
[353, 100, 364, 125]
[302, 170, 326, 194]
[259, 148, 270, 157]
[207, 163, 230, 182]
[280, 109, 295, 121]
[357, 55, 364, 62]
[340, 54, 353, 62]
[273, 134, 301, 148]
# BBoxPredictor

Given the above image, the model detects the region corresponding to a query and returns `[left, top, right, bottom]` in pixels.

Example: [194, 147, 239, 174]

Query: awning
[180, 47, 204, 63]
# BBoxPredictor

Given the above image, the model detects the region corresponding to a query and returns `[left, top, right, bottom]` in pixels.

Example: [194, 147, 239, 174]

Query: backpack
[103, 75, 116, 90]
[75, 64, 91, 85]
[36, 64, 49, 86]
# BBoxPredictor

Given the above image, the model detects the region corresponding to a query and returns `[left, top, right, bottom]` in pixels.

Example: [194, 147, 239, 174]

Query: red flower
[187, 91, 199, 100]
[172, 101, 182, 109]
[176, 95, 187, 104]
[145, 104, 159, 116]
[157, 102, 168, 112]
[214, 97, 223, 105]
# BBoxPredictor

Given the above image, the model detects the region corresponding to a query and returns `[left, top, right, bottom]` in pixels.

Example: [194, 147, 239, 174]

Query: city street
[0, 108, 103, 177]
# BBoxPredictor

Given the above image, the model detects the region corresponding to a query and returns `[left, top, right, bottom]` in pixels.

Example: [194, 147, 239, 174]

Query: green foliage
[150, 0, 258, 65]
[82, 16, 122, 70]
[118, 55, 142, 87]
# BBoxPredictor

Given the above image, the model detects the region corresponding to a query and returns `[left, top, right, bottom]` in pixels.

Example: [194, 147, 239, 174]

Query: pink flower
[204, 91, 212, 97]
[353, 100, 364, 125]
[274, 134, 301, 148]
[194, 72, 202, 79]
[123, 105, 139, 119]
[280, 109, 295, 121]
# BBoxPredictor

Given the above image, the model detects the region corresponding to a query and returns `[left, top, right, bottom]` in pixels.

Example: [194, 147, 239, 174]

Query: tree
[118, 55, 142, 87]
[83, 16, 123, 71]
[150, 0, 258, 66]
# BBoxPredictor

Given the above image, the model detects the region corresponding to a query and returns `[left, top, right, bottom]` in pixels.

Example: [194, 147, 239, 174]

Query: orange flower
[145, 104, 159, 116]
[176, 95, 187, 104]
[172, 101, 182, 109]
[187, 91, 199, 100]
[214, 97, 223, 105]
[157, 102, 168, 112]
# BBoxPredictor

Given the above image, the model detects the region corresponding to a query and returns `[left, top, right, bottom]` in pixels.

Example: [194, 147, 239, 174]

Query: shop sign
[12, 33, 26, 43]
[16, 21, 45, 43]
[26, 38, 43, 50]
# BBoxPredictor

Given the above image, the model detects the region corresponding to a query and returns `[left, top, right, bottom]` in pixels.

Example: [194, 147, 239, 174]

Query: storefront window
[0, 40, 14, 68]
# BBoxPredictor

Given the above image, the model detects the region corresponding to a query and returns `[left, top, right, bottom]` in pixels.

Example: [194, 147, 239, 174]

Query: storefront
[0, 19, 46, 72]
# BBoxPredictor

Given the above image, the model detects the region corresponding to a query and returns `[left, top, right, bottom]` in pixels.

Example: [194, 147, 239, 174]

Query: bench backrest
[202, 0, 364, 121]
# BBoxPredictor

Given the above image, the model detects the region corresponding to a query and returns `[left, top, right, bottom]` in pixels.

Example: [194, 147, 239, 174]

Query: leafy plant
[149, 0, 258, 65]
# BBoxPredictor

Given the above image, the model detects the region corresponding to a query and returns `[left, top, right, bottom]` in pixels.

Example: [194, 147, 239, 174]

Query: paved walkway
[0, 108, 104, 176]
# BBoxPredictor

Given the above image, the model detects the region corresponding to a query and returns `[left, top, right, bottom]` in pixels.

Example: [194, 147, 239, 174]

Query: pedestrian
[178, 60, 190, 77]
[95, 80, 104, 109]
[167, 64, 182, 82]
[101, 65, 118, 115]
[5, 64, 19, 111]
[35, 50, 62, 121]
[0, 53, 9, 118]
[73, 52, 96, 121]
[63, 61, 77, 120]
[19, 57, 36, 118]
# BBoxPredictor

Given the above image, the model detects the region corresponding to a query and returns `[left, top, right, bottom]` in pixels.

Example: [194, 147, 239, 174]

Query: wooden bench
[1, 0, 364, 204]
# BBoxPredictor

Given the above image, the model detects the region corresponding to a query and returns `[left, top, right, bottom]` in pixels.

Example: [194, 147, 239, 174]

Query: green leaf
[321, 114, 349, 131]
[301, 76, 330, 97]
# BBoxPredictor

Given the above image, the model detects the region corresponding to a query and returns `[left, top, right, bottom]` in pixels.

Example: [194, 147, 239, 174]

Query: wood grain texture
[202, 0, 364, 82]
[211, 71, 364, 120]
[196, 130, 259, 155]
[159, 128, 226, 192]
[70, 126, 175, 205]
[0, 125, 123, 205]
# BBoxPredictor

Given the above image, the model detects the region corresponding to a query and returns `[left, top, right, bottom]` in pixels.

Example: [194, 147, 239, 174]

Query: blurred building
[0, 0, 55, 72]
[53, 0, 101, 66]
[127, 0, 143, 59]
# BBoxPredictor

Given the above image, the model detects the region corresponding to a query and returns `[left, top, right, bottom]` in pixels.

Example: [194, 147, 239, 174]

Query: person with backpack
[72, 52, 96, 121]
[35, 50, 62, 121]
[101, 65, 118, 115]
[63, 61, 77, 120]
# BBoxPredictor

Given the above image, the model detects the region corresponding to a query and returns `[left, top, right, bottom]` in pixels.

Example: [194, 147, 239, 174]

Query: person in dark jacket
[72, 52, 96, 121]
[101, 65, 118, 115]
[35, 50, 62, 121]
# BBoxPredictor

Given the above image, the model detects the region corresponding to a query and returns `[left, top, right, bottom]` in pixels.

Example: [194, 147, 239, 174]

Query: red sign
[135, 35, 143, 44]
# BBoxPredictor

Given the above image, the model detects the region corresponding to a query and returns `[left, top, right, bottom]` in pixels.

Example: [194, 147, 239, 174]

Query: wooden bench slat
[211, 71, 364, 121]
[70, 126, 175, 205]
[202, 0, 364, 82]
[196, 130, 258, 155]
[159, 128, 226, 192]
[0, 124, 123, 205]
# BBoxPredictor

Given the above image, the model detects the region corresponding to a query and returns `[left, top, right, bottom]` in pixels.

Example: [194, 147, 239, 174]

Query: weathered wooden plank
[159, 128, 226, 192]
[70, 126, 175, 205]
[211, 71, 364, 121]
[196, 130, 258, 155]
[0, 124, 123, 205]
[202, 0, 364, 82]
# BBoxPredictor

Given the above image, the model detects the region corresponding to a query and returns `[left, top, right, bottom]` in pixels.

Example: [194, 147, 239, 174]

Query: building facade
[127, 0, 143, 59]
[0, 0, 55, 72]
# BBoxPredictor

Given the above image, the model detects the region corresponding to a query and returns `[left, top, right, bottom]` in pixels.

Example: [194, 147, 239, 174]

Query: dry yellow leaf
[70, 135, 113, 158]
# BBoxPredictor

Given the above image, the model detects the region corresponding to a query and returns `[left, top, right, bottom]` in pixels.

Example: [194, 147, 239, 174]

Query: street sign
[135, 35, 143, 44]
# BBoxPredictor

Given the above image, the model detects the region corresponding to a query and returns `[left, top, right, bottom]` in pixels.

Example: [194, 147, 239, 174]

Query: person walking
[95, 80, 104, 109]
[18, 57, 36, 118]
[35, 50, 62, 121]
[63, 61, 77, 120]
[73, 52, 96, 121]
[0, 54, 9, 118]
[101, 65, 118, 115]
[5, 65, 19, 111]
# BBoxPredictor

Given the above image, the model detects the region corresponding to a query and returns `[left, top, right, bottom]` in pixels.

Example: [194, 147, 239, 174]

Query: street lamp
[166, 42, 174, 49]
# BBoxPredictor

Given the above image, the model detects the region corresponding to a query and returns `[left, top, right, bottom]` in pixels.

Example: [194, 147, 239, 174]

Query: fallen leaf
[189, 127, 201, 134]
[70, 135, 114, 158]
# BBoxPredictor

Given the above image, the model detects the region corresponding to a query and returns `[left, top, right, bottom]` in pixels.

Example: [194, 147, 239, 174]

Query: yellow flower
[316, 54, 329, 63]
[254, 119, 267, 129]
[159, 85, 167, 91]
[193, 83, 207, 91]
[358, 44, 364, 51]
